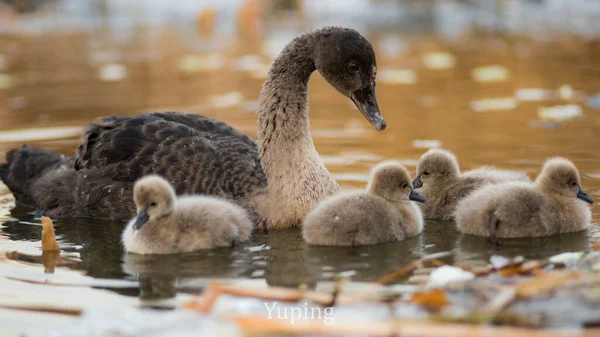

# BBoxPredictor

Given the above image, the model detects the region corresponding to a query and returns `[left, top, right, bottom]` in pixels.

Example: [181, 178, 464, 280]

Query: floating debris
[0, 126, 82, 143]
[378, 69, 417, 84]
[515, 88, 556, 101]
[471, 65, 509, 83]
[423, 52, 456, 70]
[427, 266, 474, 288]
[41, 216, 60, 251]
[178, 54, 223, 73]
[471, 97, 517, 112]
[586, 94, 600, 108]
[538, 104, 582, 122]
[0, 73, 14, 89]
[549, 252, 584, 268]
[558, 85, 574, 100]
[0, 54, 6, 70]
[412, 139, 442, 149]
[98, 63, 127, 82]
[208, 92, 244, 109]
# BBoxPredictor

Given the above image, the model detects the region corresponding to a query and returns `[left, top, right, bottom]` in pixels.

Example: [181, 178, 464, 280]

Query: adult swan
[0, 26, 385, 230]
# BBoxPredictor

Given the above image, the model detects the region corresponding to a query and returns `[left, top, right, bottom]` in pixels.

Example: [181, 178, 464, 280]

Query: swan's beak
[577, 187, 594, 204]
[133, 210, 150, 230]
[351, 84, 386, 131]
[409, 188, 426, 203]
[412, 176, 423, 189]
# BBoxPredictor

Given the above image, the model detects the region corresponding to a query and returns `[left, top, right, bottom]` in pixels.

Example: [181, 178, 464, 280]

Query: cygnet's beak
[351, 84, 386, 131]
[133, 210, 150, 230]
[412, 176, 423, 189]
[577, 186, 594, 204]
[409, 188, 426, 203]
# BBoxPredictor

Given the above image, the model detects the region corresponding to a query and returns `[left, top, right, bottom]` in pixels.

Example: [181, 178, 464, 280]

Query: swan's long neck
[257, 32, 340, 229]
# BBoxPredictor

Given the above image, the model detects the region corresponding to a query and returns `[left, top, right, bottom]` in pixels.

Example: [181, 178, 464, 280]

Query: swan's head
[536, 157, 593, 204]
[132, 175, 176, 230]
[368, 161, 426, 203]
[413, 149, 460, 189]
[313, 27, 385, 131]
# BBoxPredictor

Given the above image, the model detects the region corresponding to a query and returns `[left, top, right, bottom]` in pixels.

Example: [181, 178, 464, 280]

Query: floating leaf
[378, 69, 416, 85]
[98, 63, 127, 82]
[409, 289, 449, 311]
[538, 104, 582, 122]
[0, 73, 14, 89]
[471, 97, 517, 112]
[471, 65, 509, 83]
[423, 52, 456, 70]
[412, 139, 442, 149]
[41, 216, 60, 251]
[515, 88, 556, 101]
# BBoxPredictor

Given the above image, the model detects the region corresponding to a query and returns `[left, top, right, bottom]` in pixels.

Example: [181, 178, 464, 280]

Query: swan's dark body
[0, 26, 384, 227]
[1, 112, 266, 221]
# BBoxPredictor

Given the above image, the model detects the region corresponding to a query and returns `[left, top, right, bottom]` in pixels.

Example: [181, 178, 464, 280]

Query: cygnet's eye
[150, 202, 157, 207]
[347, 62, 359, 72]
[402, 183, 408, 189]
[423, 171, 430, 176]
[570, 181, 578, 187]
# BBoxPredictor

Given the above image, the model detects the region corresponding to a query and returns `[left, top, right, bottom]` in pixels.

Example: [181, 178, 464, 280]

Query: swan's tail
[0, 145, 71, 207]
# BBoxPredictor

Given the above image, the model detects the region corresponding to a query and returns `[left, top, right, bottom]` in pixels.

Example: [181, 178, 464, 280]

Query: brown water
[1, 2, 600, 315]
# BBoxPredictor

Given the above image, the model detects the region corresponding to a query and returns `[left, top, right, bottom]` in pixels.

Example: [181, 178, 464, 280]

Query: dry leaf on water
[409, 289, 449, 311]
[41, 216, 60, 251]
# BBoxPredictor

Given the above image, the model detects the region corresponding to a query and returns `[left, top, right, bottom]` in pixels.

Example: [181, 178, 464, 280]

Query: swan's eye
[423, 171, 430, 176]
[402, 183, 408, 188]
[348, 62, 359, 72]
[150, 202, 157, 207]
[570, 181, 578, 187]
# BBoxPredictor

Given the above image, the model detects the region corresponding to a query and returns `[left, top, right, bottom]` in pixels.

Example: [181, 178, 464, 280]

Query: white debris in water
[411, 139, 442, 149]
[0, 73, 14, 89]
[550, 252, 584, 268]
[178, 54, 223, 73]
[0, 126, 82, 143]
[538, 104, 582, 122]
[423, 52, 456, 70]
[378, 69, 416, 85]
[471, 65, 509, 83]
[470, 97, 517, 112]
[558, 84, 575, 100]
[490, 255, 511, 270]
[208, 92, 244, 109]
[245, 244, 271, 252]
[515, 88, 556, 101]
[98, 63, 127, 81]
[427, 266, 474, 288]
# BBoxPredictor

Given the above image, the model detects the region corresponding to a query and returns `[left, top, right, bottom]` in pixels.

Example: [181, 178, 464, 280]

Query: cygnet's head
[536, 157, 594, 204]
[312, 27, 385, 131]
[413, 149, 460, 189]
[368, 161, 426, 203]
[132, 175, 176, 230]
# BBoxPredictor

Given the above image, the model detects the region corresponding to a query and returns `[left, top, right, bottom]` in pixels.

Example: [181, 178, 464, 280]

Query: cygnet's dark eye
[570, 181, 578, 187]
[423, 171, 430, 176]
[402, 183, 408, 189]
[348, 62, 359, 72]
[150, 202, 157, 207]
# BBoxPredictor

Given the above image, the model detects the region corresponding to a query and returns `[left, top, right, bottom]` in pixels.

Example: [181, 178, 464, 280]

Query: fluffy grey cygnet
[302, 161, 425, 246]
[455, 157, 593, 241]
[413, 148, 530, 220]
[122, 175, 252, 254]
